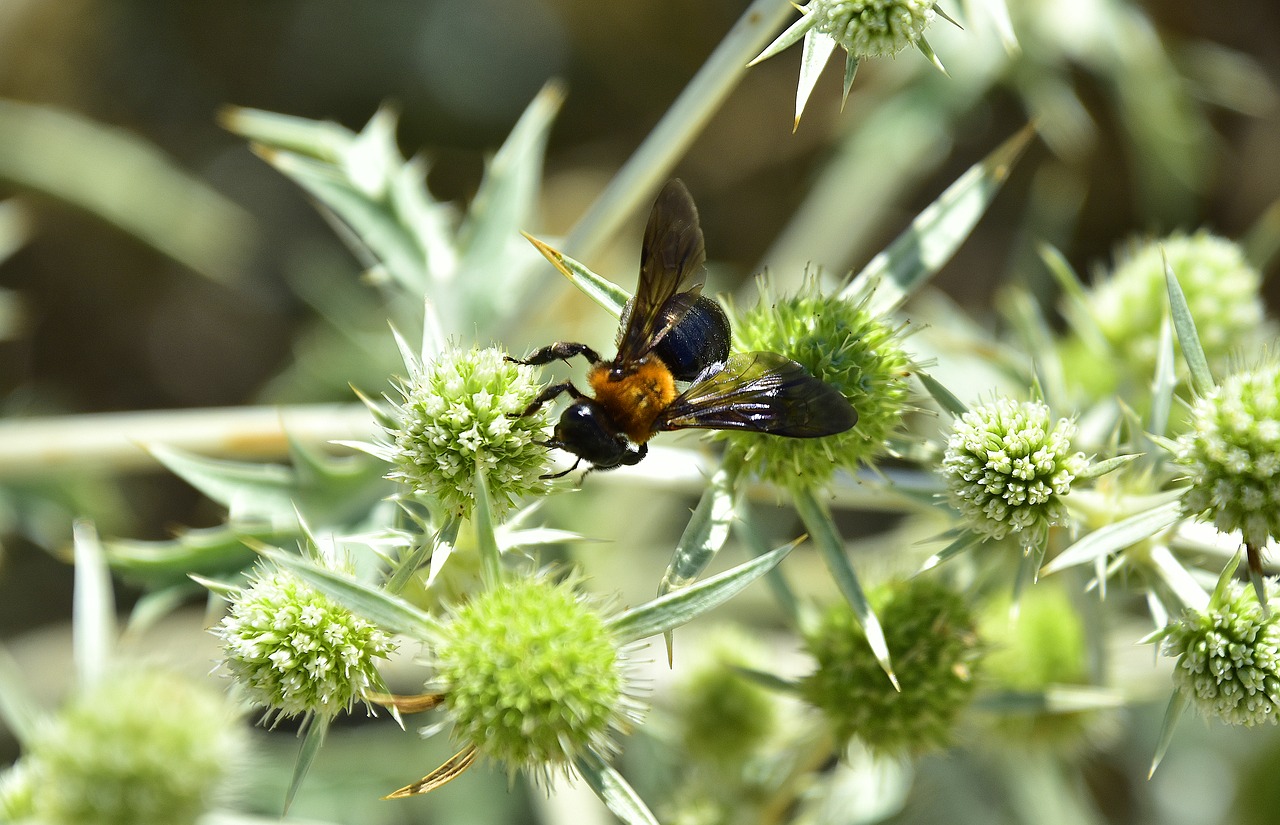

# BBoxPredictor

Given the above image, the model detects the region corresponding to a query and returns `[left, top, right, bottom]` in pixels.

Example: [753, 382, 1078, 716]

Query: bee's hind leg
[507, 342, 602, 368]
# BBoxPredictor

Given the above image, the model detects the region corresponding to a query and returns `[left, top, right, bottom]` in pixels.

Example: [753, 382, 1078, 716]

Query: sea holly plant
[750, 0, 961, 127]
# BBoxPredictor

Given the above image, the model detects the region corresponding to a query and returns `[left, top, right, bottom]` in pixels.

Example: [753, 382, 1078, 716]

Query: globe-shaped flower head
[216, 550, 396, 722]
[941, 398, 1088, 550]
[1176, 361, 1280, 551]
[722, 277, 911, 489]
[1086, 231, 1264, 375]
[21, 669, 247, 825]
[811, 0, 937, 58]
[1161, 574, 1280, 726]
[425, 572, 643, 787]
[801, 578, 980, 755]
[381, 345, 552, 518]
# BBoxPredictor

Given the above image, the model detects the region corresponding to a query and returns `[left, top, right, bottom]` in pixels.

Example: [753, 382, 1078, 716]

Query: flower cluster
[1176, 362, 1280, 550]
[1161, 576, 1280, 726]
[216, 563, 396, 721]
[810, 0, 937, 58]
[941, 398, 1088, 549]
[17, 669, 246, 825]
[723, 278, 911, 489]
[383, 346, 551, 518]
[430, 573, 642, 782]
[801, 578, 979, 755]
[1086, 231, 1264, 374]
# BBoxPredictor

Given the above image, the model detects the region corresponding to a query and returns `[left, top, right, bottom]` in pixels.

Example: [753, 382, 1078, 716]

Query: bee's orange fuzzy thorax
[588, 358, 677, 443]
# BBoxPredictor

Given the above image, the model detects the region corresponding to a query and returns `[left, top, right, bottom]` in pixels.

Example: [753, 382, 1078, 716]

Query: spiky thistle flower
[215, 541, 396, 723]
[1161, 572, 1280, 726]
[387, 571, 644, 796]
[20, 668, 247, 825]
[721, 276, 911, 489]
[801, 578, 980, 756]
[373, 345, 552, 519]
[1175, 360, 1280, 552]
[811, 0, 937, 58]
[677, 629, 778, 766]
[1085, 231, 1264, 377]
[941, 398, 1088, 550]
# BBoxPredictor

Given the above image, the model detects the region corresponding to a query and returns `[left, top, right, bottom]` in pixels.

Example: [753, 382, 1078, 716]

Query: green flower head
[941, 398, 1088, 549]
[1086, 231, 1264, 375]
[810, 0, 937, 58]
[801, 578, 980, 756]
[678, 629, 777, 766]
[383, 345, 551, 518]
[722, 276, 911, 489]
[1162, 575, 1280, 726]
[1176, 361, 1280, 549]
[431, 572, 643, 784]
[23, 668, 247, 825]
[216, 556, 396, 722]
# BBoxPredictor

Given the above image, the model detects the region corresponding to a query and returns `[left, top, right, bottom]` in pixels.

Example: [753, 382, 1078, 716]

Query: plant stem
[0, 404, 375, 479]
[564, 0, 795, 263]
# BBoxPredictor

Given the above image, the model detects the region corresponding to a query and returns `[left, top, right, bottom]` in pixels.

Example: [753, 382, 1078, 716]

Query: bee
[510, 178, 857, 478]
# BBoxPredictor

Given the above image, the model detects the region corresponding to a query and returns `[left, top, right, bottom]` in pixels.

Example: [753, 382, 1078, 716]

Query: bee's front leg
[507, 342, 602, 368]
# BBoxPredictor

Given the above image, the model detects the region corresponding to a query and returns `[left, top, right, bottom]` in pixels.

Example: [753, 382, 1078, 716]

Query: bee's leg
[513, 381, 586, 417]
[617, 442, 648, 467]
[507, 342, 602, 367]
[540, 456, 583, 480]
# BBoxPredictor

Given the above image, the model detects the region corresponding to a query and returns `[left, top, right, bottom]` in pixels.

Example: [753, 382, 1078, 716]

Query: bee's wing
[657, 352, 858, 437]
[614, 179, 706, 366]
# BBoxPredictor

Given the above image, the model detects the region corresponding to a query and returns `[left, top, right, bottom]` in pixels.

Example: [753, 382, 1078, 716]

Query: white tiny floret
[810, 0, 936, 58]
[216, 565, 396, 721]
[384, 346, 551, 518]
[1177, 363, 1280, 549]
[1162, 578, 1280, 726]
[941, 399, 1087, 548]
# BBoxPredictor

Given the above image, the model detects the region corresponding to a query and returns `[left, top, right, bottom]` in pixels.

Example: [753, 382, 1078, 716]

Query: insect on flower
[509, 179, 858, 477]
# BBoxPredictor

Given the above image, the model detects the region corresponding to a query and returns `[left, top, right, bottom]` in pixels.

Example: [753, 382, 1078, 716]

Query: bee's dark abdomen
[656, 295, 730, 381]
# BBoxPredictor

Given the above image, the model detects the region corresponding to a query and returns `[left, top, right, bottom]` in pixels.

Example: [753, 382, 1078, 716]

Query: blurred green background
[0, 1, 1278, 823]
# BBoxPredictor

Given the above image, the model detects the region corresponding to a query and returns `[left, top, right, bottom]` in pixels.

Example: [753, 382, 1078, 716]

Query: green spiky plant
[1, 3, 1279, 825]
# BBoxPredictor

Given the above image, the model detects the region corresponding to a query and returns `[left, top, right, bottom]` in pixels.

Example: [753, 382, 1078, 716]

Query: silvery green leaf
[916, 370, 968, 418]
[841, 53, 860, 110]
[127, 584, 200, 633]
[0, 100, 254, 284]
[261, 547, 435, 638]
[795, 29, 838, 130]
[72, 520, 114, 689]
[1149, 689, 1189, 778]
[1164, 255, 1215, 397]
[285, 713, 330, 814]
[105, 523, 278, 588]
[219, 105, 350, 163]
[914, 35, 948, 76]
[387, 516, 459, 594]
[965, 0, 1019, 54]
[793, 487, 897, 689]
[343, 106, 399, 199]
[1040, 243, 1109, 353]
[1042, 498, 1183, 576]
[608, 539, 798, 644]
[1075, 453, 1141, 481]
[919, 530, 984, 573]
[659, 455, 741, 660]
[457, 83, 564, 314]
[845, 124, 1035, 317]
[147, 443, 387, 529]
[523, 233, 629, 317]
[574, 751, 660, 825]
[262, 148, 428, 294]
[748, 6, 818, 66]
